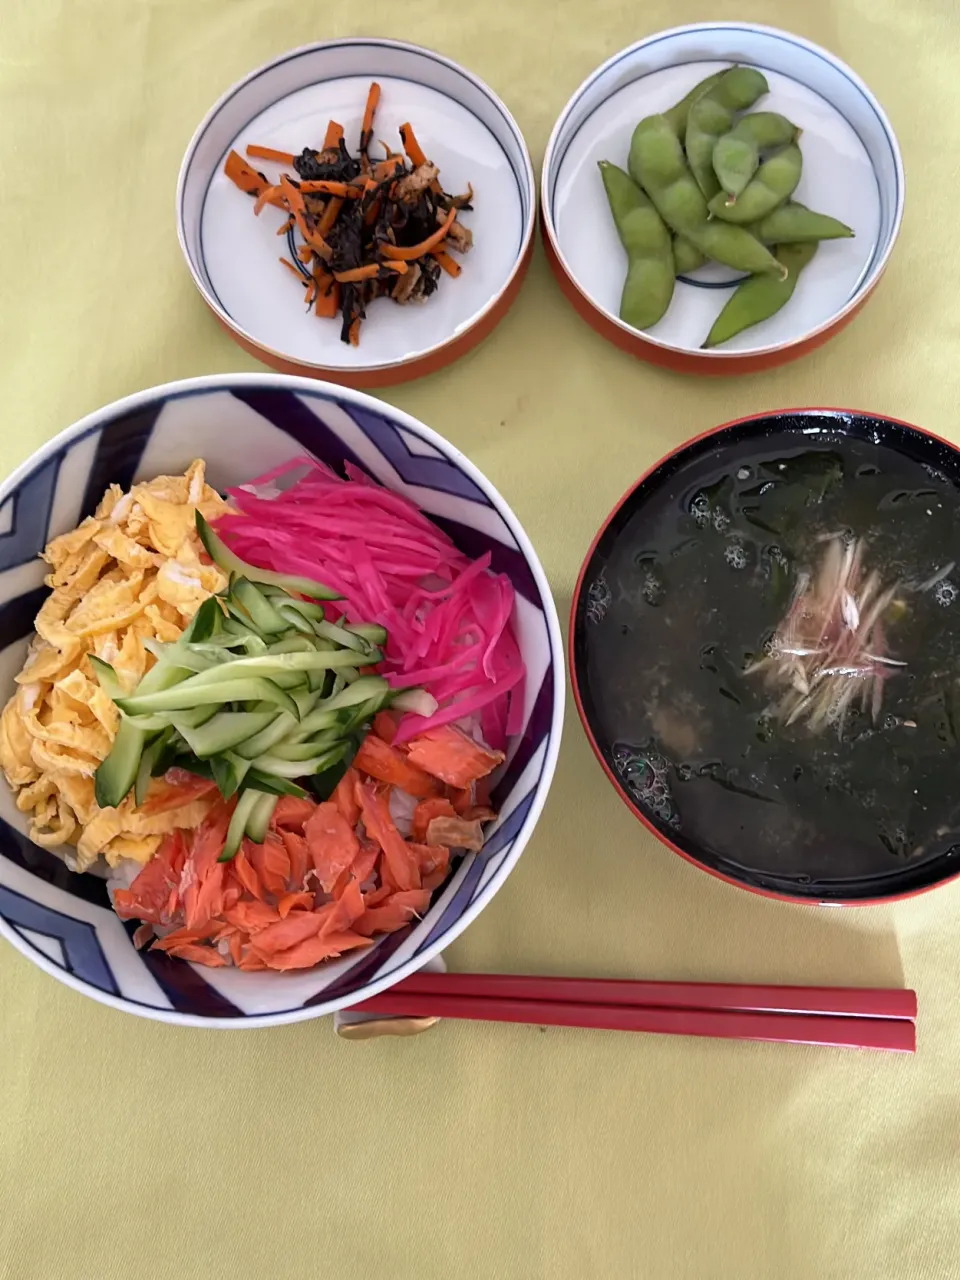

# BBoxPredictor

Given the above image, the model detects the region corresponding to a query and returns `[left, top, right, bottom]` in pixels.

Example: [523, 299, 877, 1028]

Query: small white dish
[178, 40, 535, 387]
[541, 24, 904, 374]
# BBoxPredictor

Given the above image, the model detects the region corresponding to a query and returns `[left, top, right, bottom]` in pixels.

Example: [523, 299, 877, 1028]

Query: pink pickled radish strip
[394, 666, 525, 743]
[230, 456, 323, 489]
[388, 645, 483, 688]
[470, 574, 515, 679]
[214, 458, 525, 747]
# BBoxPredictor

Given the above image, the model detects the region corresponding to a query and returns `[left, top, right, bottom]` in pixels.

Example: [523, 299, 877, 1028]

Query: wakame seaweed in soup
[580, 420, 960, 897]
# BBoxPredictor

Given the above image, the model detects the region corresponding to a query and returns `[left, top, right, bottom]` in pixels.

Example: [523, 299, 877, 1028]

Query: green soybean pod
[708, 143, 803, 223]
[684, 67, 769, 198]
[628, 115, 783, 276]
[663, 69, 727, 135]
[691, 221, 787, 276]
[599, 161, 675, 329]
[628, 114, 708, 230]
[747, 200, 854, 244]
[673, 234, 707, 275]
[702, 241, 817, 348]
[712, 112, 799, 199]
[708, 66, 770, 112]
[685, 95, 732, 200]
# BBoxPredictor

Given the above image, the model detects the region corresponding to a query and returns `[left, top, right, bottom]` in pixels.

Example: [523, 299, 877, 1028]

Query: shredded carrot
[316, 196, 343, 237]
[275, 216, 295, 236]
[304, 279, 317, 306]
[383, 261, 408, 275]
[279, 256, 305, 280]
[432, 249, 462, 277]
[360, 82, 381, 153]
[380, 206, 456, 261]
[279, 173, 305, 214]
[295, 243, 314, 264]
[313, 263, 335, 295]
[372, 157, 403, 182]
[223, 149, 269, 197]
[301, 224, 332, 258]
[364, 197, 381, 227]
[289, 204, 330, 258]
[399, 122, 428, 168]
[253, 184, 285, 215]
[291, 206, 310, 241]
[334, 264, 381, 283]
[348, 318, 361, 346]
[313, 262, 340, 317]
[323, 120, 344, 150]
[298, 180, 354, 197]
[314, 277, 340, 319]
[246, 144, 296, 165]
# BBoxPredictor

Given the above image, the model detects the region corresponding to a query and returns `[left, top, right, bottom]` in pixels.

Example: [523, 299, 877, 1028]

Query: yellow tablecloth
[2, 2, 958, 1276]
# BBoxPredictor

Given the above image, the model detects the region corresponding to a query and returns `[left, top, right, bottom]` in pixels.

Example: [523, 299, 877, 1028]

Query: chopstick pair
[354, 971, 917, 1052]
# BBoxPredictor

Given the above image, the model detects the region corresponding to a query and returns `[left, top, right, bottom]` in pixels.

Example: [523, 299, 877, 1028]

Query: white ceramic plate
[178, 41, 535, 386]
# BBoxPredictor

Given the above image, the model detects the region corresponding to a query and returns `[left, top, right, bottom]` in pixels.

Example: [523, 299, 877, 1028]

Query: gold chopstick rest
[336, 1014, 440, 1040]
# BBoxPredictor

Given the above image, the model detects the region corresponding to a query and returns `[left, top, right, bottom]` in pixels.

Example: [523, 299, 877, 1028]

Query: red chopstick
[355, 991, 915, 1051]
[383, 970, 918, 1021]
[352, 973, 917, 1053]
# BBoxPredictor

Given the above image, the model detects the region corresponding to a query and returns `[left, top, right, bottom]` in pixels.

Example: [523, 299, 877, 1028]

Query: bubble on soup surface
[586, 570, 611, 624]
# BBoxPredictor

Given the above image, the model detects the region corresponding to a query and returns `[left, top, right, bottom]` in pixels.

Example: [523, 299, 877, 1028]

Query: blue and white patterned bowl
[0, 375, 563, 1026]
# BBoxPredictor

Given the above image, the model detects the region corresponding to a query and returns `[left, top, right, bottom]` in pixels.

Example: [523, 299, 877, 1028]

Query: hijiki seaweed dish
[0, 459, 523, 971]
[224, 81, 474, 346]
[578, 420, 960, 895]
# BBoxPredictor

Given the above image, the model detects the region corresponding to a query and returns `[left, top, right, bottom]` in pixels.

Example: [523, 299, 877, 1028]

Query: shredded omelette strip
[0, 461, 229, 871]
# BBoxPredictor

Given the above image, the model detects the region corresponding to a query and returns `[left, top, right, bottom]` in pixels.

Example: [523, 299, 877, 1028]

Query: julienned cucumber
[196, 512, 341, 601]
[221, 788, 277, 860]
[92, 527, 434, 859]
[93, 654, 196, 808]
[116, 678, 301, 719]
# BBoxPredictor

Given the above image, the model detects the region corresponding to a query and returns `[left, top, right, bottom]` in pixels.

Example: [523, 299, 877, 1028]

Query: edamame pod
[712, 112, 799, 199]
[702, 241, 817, 348]
[599, 161, 675, 330]
[747, 200, 854, 244]
[708, 143, 803, 223]
[685, 96, 732, 200]
[663, 70, 727, 135]
[673, 234, 707, 275]
[628, 115, 783, 276]
[684, 67, 769, 198]
[707, 66, 770, 112]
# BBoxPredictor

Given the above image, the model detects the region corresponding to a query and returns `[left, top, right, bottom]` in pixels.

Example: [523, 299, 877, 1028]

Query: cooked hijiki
[224, 81, 475, 346]
[0, 458, 523, 970]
